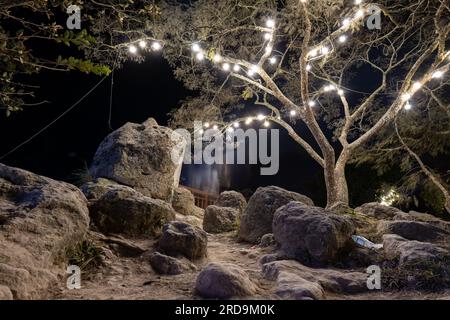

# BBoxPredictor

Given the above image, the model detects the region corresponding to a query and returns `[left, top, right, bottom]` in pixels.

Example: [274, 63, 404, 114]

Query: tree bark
[323, 152, 350, 209]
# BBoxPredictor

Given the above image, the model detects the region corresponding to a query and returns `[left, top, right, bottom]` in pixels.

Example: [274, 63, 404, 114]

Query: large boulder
[394, 211, 450, 233]
[195, 263, 257, 299]
[355, 202, 403, 220]
[203, 205, 239, 233]
[89, 184, 176, 237]
[377, 220, 448, 242]
[158, 221, 208, 260]
[175, 213, 203, 229]
[89, 118, 186, 201]
[215, 191, 247, 214]
[382, 234, 448, 266]
[272, 202, 355, 264]
[262, 260, 367, 300]
[239, 186, 314, 243]
[172, 187, 203, 217]
[0, 164, 89, 299]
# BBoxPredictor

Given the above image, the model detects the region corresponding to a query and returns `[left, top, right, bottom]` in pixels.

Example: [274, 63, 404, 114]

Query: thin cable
[108, 69, 115, 130]
[0, 73, 111, 161]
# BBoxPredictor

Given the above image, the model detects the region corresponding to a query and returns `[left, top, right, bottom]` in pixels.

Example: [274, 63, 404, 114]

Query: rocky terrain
[1, 118, 449, 300]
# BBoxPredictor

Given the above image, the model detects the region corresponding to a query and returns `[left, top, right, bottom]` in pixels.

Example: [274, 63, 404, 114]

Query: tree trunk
[323, 154, 349, 209]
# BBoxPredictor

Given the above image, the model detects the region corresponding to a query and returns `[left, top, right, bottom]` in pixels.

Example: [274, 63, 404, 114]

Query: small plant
[66, 240, 103, 270]
[70, 162, 94, 187]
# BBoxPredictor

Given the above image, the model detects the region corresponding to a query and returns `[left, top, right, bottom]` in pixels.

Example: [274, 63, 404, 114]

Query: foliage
[66, 239, 103, 270]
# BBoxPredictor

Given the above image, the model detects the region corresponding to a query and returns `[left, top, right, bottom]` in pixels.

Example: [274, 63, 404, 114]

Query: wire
[0, 73, 111, 161]
[108, 69, 115, 130]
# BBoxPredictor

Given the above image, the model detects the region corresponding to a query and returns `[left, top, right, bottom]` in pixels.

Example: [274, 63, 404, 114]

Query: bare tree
[149, 0, 450, 208]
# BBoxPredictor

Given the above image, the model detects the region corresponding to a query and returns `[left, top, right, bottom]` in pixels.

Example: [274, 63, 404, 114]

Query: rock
[272, 202, 355, 264]
[89, 118, 186, 201]
[260, 233, 276, 247]
[239, 186, 314, 243]
[175, 213, 203, 229]
[394, 211, 450, 233]
[172, 187, 204, 217]
[355, 202, 403, 220]
[215, 191, 247, 214]
[327, 201, 354, 215]
[158, 221, 207, 260]
[195, 263, 256, 298]
[377, 220, 448, 242]
[0, 164, 89, 299]
[149, 252, 196, 275]
[81, 178, 124, 203]
[89, 185, 176, 237]
[262, 260, 367, 298]
[0, 285, 13, 300]
[203, 205, 239, 233]
[382, 234, 448, 266]
[102, 235, 146, 257]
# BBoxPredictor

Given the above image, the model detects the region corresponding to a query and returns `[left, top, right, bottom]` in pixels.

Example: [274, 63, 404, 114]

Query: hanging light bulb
[269, 57, 277, 64]
[404, 102, 412, 110]
[245, 117, 253, 125]
[265, 46, 273, 54]
[308, 100, 316, 107]
[266, 19, 275, 28]
[257, 114, 266, 121]
[290, 110, 296, 116]
[199, 129, 204, 134]
[151, 42, 162, 50]
[412, 82, 422, 91]
[306, 64, 312, 71]
[222, 63, 230, 71]
[402, 93, 411, 101]
[213, 54, 222, 63]
[196, 52, 204, 61]
[432, 70, 444, 78]
[204, 122, 210, 128]
[129, 45, 137, 54]
[338, 89, 344, 95]
[309, 49, 318, 57]
[342, 18, 351, 27]
[213, 125, 219, 130]
[263, 120, 270, 127]
[233, 122, 239, 128]
[139, 40, 147, 48]
[233, 64, 240, 72]
[338, 35, 347, 43]
[264, 33, 272, 40]
[247, 65, 259, 76]
[321, 46, 330, 55]
[192, 43, 201, 52]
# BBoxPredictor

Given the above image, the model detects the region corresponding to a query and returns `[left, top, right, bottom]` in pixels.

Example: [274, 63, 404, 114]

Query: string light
[213, 125, 219, 130]
[129, 45, 137, 54]
[404, 102, 412, 110]
[306, 64, 312, 71]
[266, 19, 275, 28]
[245, 117, 253, 125]
[139, 40, 147, 48]
[247, 65, 259, 76]
[290, 110, 296, 116]
[308, 100, 316, 107]
[265, 46, 273, 54]
[355, 9, 364, 18]
[309, 49, 318, 57]
[192, 43, 201, 52]
[412, 82, 422, 91]
[222, 63, 230, 71]
[199, 129, 204, 134]
[213, 54, 222, 63]
[196, 52, 204, 61]
[338, 89, 344, 95]
[338, 35, 347, 43]
[233, 64, 240, 72]
[402, 93, 411, 101]
[342, 18, 351, 27]
[151, 42, 162, 50]
[257, 114, 266, 121]
[321, 46, 330, 55]
[269, 57, 277, 64]
[233, 122, 239, 128]
[263, 120, 270, 127]
[204, 122, 210, 128]
[264, 33, 272, 40]
[432, 70, 444, 78]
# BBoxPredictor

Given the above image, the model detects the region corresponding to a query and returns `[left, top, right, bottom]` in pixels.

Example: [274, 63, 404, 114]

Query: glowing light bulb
[309, 49, 318, 57]
[306, 64, 312, 71]
[321, 46, 330, 55]
[266, 19, 275, 28]
[233, 122, 239, 128]
[192, 43, 201, 52]
[257, 114, 265, 121]
[342, 18, 351, 27]
[269, 57, 277, 64]
[308, 100, 316, 107]
[139, 40, 147, 48]
[199, 129, 204, 134]
[129, 45, 137, 54]
[404, 102, 412, 110]
[355, 0, 362, 4]
[338, 35, 347, 43]
[338, 89, 344, 95]
[290, 110, 296, 116]
[264, 33, 272, 40]
[263, 120, 270, 127]
[222, 63, 230, 71]
[402, 93, 411, 101]
[196, 52, 204, 61]
[265, 46, 273, 54]
[233, 64, 240, 72]
[227, 127, 234, 133]
[213, 125, 219, 130]
[356, 10, 364, 18]
[248, 65, 259, 76]
[432, 70, 444, 78]
[245, 117, 253, 125]
[412, 82, 422, 91]
[151, 42, 162, 50]
[213, 54, 222, 63]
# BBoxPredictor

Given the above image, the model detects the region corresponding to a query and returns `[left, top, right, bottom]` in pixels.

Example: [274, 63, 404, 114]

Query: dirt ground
[53, 232, 450, 300]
